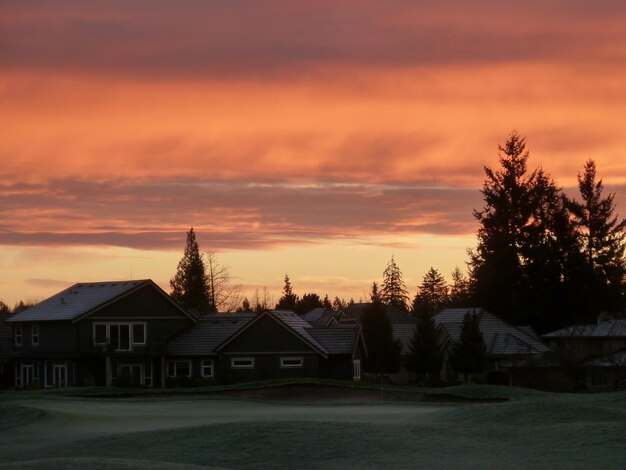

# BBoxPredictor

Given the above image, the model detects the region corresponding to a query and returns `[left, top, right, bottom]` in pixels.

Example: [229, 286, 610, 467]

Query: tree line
[168, 131, 626, 336]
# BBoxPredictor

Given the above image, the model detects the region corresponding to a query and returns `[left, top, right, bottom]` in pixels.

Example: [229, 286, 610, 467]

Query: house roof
[303, 308, 337, 326]
[308, 325, 362, 355]
[169, 310, 363, 358]
[6, 280, 195, 323]
[542, 320, 626, 338]
[393, 323, 416, 355]
[435, 307, 549, 357]
[167, 313, 255, 356]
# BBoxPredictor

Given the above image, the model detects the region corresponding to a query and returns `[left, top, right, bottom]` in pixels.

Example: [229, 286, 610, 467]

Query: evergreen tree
[276, 274, 298, 311]
[412, 267, 448, 317]
[407, 313, 443, 385]
[361, 293, 402, 375]
[370, 282, 381, 303]
[170, 228, 211, 313]
[571, 160, 626, 314]
[380, 256, 410, 311]
[332, 296, 347, 311]
[295, 293, 324, 315]
[469, 131, 584, 331]
[450, 311, 486, 382]
[322, 295, 332, 310]
[449, 267, 471, 307]
[0, 300, 10, 315]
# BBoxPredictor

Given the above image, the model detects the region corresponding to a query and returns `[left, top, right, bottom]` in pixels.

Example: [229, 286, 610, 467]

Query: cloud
[0, 178, 481, 250]
[2, 1, 625, 80]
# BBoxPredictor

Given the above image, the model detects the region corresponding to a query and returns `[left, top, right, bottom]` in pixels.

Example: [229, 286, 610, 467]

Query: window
[280, 357, 304, 368]
[168, 360, 192, 377]
[15, 325, 22, 347]
[231, 357, 255, 369]
[353, 359, 361, 381]
[93, 322, 146, 350]
[132, 324, 145, 344]
[201, 360, 214, 378]
[32, 324, 39, 346]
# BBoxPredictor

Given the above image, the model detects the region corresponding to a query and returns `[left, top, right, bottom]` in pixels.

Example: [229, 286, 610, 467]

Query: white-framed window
[93, 322, 147, 351]
[353, 359, 361, 381]
[31, 324, 39, 346]
[168, 360, 192, 378]
[280, 357, 304, 368]
[231, 357, 255, 369]
[15, 325, 23, 347]
[201, 360, 214, 378]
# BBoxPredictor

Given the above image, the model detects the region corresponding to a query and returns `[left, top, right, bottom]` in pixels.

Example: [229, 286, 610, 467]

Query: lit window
[201, 360, 213, 378]
[280, 357, 304, 368]
[231, 357, 254, 369]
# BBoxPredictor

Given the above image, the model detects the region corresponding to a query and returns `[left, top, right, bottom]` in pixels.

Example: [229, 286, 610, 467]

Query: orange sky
[2, 1, 626, 306]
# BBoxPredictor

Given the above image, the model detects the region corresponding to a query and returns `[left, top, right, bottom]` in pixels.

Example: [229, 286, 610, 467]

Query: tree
[275, 274, 298, 311]
[450, 311, 487, 382]
[206, 252, 243, 312]
[412, 267, 448, 317]
[571, 159, 626, 315]
[380, 256, 409, 311]
[252, 287, 273, 313]
[0, 300, 10, 315]
[361, 294, 402, 375]
[322, 295, 332, 310]
[239, 297, 253, 312]
[470, 132, 537, 323]
[407, 313, 443, 385]
[449, 267, 471, 307]
[170, 228, 211, 313]
[295, 293, 324, 315]
[469, 131, 584, 332]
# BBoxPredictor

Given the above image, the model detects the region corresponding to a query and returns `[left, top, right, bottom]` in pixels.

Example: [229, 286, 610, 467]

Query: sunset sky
[2, 1, 626, 306]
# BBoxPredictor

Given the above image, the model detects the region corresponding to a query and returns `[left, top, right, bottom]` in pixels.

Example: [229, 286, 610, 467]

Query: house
[0, 309, 12, 388]
[542, 319, 626, 390]
[434, 308, 550, 385]
[167, 310, 366, 383]
[6, 280, 197, 388]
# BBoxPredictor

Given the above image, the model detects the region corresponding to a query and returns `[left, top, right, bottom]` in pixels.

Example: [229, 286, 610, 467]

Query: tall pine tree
[170, 228, 212, 313]
[381, 256, 410, 311]
[362, 286, 402, 375]
[276, 274, 298, 311]
[571, 160, 626, 315]
[408, 313, 443, 385]
[412, 267, 449, 317]
[450, 311, 486, 382]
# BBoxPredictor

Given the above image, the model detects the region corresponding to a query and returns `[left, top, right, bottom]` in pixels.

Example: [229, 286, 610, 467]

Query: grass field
[0, 384, 624, 469]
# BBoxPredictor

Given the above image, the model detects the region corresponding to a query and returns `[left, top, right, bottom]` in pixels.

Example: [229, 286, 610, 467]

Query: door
[21, 364, 34, 387]
[119, 364, 143, 386]
[53, 364, 67, 388]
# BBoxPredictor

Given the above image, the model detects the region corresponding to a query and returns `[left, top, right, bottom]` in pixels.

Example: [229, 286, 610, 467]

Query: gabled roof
[167, 313, 255, 356]
[6, 280, 195, 323]
[543, 320, 626, 338]
[435, 307, 549, 357]
[308, 325, 362, 355]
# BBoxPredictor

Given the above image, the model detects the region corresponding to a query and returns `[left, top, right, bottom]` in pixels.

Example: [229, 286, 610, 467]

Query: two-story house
[7, 280, 196, 388]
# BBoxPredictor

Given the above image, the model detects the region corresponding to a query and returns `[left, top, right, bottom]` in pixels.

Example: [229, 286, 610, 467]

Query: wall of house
[12, 322, 78, 355]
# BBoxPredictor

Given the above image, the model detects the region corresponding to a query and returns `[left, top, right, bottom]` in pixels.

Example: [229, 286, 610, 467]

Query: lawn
[0, 384, 624, 469]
